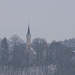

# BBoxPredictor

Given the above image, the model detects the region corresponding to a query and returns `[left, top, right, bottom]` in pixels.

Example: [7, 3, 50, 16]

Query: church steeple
[26, 24, 31, 51]
[27, 25, 30, 35]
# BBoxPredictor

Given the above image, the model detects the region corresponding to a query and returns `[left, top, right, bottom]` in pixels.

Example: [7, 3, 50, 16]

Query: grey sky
[0, 0, 75, 42]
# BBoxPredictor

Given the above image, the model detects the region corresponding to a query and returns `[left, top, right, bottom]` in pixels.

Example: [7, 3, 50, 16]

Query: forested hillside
[61, 38, 75, 47]
[0, 35, 75, 75]
[61, 38, 75, 52]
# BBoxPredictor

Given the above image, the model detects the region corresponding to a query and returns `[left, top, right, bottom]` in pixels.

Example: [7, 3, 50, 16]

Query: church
[26, 25, 31, 51]
[26, 25, 36, 54]
[25, 25, 36, 66]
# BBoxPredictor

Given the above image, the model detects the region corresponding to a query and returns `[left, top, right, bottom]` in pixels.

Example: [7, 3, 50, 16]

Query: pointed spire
[27, 24, 30, 35]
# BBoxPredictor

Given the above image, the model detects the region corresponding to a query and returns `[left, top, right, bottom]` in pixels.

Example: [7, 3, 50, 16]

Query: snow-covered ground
[16, 65, 56, 75]
[0, 64, 56, 75]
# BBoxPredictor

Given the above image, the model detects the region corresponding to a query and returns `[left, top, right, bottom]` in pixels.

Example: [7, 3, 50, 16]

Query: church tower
[26, 25, 31, 51]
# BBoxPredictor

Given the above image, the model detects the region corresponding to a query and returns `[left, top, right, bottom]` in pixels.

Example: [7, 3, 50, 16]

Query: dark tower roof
[27, 25, 30, 35]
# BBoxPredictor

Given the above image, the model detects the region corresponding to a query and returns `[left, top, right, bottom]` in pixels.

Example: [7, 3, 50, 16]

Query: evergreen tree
[1, 37, 9, 75]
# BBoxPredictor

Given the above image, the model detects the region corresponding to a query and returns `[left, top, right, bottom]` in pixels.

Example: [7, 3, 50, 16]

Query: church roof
[27, 25, 30, 35]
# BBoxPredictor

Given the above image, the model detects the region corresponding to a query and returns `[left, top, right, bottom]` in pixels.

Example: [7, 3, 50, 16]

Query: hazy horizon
[0, 0, 75, 42]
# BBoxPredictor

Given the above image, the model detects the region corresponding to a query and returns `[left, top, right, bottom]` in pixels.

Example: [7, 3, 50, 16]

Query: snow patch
[31, 48, 37, 55]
